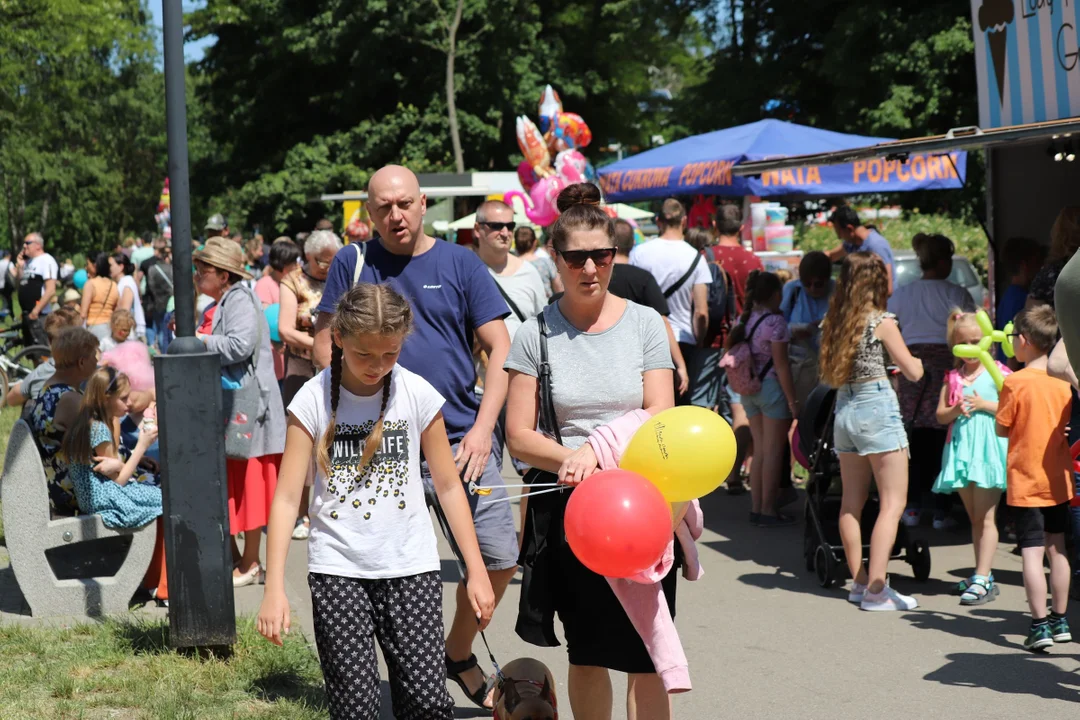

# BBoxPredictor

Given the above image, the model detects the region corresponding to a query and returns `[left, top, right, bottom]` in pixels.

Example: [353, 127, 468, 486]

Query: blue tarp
[597, 119, 967, 202]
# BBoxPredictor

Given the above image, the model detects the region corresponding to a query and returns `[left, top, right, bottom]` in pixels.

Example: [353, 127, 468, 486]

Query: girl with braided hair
[258, 282, 494, 720]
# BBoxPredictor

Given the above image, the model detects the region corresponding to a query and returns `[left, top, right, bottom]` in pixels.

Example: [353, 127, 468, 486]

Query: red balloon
[565, 470, 672, 578]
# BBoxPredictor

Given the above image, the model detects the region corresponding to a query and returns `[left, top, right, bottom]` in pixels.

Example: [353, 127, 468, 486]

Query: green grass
[0, 617, 327, 719]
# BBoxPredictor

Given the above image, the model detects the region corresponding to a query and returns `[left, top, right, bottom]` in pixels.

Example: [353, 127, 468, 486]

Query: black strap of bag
[497, 281, 526, 323]
[744, 312, 776, 381]
[535, 311, 562, 446]
[663, 251, 703, 299]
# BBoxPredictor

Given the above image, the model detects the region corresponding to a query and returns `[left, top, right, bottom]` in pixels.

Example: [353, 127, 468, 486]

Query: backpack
[719, 312, 778, 396]
[704, 259, 736, 346]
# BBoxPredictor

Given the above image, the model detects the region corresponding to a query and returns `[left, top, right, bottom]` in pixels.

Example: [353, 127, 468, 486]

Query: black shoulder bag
[516, 309, 567, 648]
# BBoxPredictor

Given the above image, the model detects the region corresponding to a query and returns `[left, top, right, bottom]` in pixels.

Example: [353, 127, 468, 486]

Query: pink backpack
[720, 312, 777, 396]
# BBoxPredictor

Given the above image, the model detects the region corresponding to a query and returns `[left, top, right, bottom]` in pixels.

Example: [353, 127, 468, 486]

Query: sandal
[445, 653, 495, 709]
[960, 576, 999, 606]
[955, 573, 995, 595]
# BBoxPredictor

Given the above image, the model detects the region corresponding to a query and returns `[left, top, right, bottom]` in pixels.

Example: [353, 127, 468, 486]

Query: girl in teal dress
[933, 311, 1009, 606]
[61, 367, 162, 529]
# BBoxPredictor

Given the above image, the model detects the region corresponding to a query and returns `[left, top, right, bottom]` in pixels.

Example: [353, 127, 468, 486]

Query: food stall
[731, 1, 1080, 313]
[596, 118, 967, 273]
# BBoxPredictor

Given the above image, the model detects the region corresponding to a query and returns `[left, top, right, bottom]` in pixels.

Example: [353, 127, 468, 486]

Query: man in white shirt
[473, 199, 547, 477]
[15, 232, 58, 346]
[630, 199, 711, 405]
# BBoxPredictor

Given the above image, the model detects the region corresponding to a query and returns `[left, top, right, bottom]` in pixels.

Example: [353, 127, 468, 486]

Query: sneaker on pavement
[1050, 615, 1072, 643]
[292, 518, 310, 540]
[848, 582, 867, 604]
[901, 508, 922, 527]
[1024, 623, 1054, 651]
[860, 584, 918, 612]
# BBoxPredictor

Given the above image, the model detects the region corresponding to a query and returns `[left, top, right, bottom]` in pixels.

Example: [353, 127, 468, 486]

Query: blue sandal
[960, 576, 999, 606]
[955, 573, 994, 595]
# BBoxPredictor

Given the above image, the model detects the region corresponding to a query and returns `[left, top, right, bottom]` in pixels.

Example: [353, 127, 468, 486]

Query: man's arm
[691, 283, 709, 346]
[826, 246, 847, 262]
[665, 317, 689, 396]
[313, 312, 333, 372]
[457, 318, 511, 481]
[31, 278, 56, 319]
[886, 262, 894, 296]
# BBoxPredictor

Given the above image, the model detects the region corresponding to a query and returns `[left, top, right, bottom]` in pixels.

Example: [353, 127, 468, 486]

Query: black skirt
[553, 527, 679, 672]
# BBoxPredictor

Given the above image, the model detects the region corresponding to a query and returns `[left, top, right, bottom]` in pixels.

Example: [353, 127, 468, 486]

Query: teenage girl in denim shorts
[819, 252, 924, 612]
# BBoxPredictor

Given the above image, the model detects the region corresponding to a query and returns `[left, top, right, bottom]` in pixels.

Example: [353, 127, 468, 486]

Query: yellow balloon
[620, 407, 737, 502]
[975, 308, 994, 337]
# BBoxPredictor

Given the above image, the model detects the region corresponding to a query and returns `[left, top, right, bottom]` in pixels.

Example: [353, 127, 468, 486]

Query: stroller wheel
[814, 544, 839, 588]
[909, 538, 932, 581]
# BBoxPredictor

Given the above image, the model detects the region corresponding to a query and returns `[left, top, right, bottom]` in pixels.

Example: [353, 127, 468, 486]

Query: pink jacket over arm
[586, 409, 704, 694]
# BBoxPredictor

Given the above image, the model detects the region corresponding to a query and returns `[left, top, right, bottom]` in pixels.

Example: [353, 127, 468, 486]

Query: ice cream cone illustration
[979, 0, 1015, 105]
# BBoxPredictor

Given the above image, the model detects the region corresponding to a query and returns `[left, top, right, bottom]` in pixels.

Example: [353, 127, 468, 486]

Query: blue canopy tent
[597, 119, 967, 202]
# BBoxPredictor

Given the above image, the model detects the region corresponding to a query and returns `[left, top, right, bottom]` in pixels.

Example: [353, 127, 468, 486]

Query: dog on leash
[493, 657, 558, 720]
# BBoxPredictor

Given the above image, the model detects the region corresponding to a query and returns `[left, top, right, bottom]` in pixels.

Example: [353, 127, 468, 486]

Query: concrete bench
[2, 419, 155, 618]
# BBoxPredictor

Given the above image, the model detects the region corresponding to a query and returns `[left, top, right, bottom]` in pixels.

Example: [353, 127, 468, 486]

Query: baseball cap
[205, 214, 227, 232]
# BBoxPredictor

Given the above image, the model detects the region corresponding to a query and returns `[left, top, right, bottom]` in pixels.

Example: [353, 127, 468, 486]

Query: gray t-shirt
[505, 300, 672, 449]
[527, 256, 559, 298]
[20, 358, 55, 401]
[490, 260, 547, 344]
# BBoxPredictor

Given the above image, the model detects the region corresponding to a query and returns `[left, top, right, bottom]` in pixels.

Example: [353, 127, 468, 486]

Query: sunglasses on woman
[558, 248, 617, 270]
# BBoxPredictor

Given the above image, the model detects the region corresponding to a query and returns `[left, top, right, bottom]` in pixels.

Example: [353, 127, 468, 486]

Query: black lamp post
[156, 0, 235, 651]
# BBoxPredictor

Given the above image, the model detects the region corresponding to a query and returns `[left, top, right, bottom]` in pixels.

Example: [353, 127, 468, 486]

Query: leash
[478, 623, 504, 681]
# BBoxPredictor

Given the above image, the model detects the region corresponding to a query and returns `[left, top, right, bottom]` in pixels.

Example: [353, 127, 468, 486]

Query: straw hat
[193, 237, 253, 280]
[62, 288, 81, 304]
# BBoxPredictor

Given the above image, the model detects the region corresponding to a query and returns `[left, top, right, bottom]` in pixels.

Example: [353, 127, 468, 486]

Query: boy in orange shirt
[997, 305, 1074, 651]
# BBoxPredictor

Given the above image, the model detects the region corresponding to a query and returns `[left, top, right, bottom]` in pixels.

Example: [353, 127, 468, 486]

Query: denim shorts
[833, 379, 909, 456]
[741, 375, 791, 420]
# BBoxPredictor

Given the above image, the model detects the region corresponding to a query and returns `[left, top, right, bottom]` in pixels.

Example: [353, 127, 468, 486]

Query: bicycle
[0, 326, 49, 386]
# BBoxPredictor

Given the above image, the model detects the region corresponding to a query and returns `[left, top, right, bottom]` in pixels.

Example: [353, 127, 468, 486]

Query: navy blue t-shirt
[318, 240, 509, 441]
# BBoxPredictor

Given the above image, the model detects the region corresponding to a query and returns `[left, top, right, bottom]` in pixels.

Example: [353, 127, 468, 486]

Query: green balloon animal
[951, 309, 1014, 390]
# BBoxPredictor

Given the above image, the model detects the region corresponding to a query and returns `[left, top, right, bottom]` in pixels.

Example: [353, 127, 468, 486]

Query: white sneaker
[292, 518, 310, 540]
[848, 582, 867, 604]
[901, 509, 922, 527]
[860, 584, 919, 612]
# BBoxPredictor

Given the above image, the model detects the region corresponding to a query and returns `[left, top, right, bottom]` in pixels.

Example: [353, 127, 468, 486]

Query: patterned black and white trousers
[309, 571, 454, 720]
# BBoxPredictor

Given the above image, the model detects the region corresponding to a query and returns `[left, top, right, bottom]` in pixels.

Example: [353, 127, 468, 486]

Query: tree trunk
[39, 191, 50, 234]
[445, 0, 465, 174]
[729, 0, 739, 51]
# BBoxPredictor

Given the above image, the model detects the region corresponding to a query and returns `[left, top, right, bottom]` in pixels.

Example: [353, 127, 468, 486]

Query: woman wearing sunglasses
[505, 183, 677, 720]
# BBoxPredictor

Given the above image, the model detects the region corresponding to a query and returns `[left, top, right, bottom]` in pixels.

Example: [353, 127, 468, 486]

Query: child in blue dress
[61, 366, 162, 529]
[933, 310, 1009, 605]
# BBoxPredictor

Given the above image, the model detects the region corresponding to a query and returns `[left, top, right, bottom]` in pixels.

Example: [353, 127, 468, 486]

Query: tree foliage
[0, 1, 986, 251]
[0, 0, 177, 254]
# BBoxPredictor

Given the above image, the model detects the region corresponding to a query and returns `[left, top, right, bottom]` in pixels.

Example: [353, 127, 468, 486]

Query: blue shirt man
[828, 205, 895, 294]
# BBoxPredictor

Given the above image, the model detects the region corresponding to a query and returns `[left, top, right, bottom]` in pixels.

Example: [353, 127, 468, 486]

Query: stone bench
[2, 419, 155, 618]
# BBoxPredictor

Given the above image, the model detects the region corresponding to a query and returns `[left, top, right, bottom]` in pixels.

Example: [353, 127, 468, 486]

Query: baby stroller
[798, 384, 931, 588]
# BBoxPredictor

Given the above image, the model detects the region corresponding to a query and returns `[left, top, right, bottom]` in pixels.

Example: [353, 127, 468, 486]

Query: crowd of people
[14, 164, 1080, 717]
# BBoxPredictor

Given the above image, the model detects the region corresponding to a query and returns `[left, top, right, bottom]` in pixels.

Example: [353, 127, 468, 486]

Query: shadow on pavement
[925, 652, 1080, 701]
[900, 607, 1062, 652]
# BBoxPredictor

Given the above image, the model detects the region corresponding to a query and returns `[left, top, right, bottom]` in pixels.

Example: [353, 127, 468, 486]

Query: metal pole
[159, 0, 235, 652]
[162, 0, 195, 343]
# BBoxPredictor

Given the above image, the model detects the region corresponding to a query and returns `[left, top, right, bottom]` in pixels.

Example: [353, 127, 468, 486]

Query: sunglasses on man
[557, 248, 617, 270]
[480, 221, 516, 232]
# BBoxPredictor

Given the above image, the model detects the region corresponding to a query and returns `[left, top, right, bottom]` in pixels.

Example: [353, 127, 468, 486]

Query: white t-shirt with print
[629, 238, 711, 344]
[289, 365, 445, 579]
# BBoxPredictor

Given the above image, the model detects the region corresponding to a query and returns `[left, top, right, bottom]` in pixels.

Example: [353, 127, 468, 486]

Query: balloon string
[481, 485, 568, 505]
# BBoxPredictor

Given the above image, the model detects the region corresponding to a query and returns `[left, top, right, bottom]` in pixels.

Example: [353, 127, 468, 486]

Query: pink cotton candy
[102, 341, 155, 392]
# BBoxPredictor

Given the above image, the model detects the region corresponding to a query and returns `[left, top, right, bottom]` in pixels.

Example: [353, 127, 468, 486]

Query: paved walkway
[5, 468, 1080, 717]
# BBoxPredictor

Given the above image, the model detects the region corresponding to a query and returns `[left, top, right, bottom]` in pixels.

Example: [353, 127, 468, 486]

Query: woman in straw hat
[195, 237, 287, 587]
